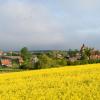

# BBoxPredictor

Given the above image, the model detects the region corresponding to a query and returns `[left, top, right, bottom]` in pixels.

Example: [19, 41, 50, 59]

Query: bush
[19, 60, 34, 70]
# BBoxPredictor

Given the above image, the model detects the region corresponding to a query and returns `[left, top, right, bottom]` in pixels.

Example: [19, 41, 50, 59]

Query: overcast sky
[0, 0, 100, 50]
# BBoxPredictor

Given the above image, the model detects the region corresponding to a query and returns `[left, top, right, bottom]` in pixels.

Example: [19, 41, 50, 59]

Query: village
[66, 44, 100, 62]
[0, 50, 23, 67]
[0, 50, 38, 67]
[0, 44, 100, 69]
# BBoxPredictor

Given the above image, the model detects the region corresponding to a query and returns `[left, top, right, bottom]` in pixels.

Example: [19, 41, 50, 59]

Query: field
[0, 64, 100, 100]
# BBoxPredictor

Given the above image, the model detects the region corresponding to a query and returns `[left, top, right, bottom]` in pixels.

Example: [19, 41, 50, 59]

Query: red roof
[1, 59, 12, 66]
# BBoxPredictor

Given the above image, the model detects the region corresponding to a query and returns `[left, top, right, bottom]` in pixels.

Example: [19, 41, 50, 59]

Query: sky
[0, 0, 100, 50]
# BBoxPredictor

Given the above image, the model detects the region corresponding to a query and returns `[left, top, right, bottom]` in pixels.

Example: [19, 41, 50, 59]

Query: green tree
[20, 47, 33, 69]
[68, 49, 79, 57]
[84, 47, 91, 60]
[81, 47, 92, 60]
[20, 47, 32, 61]
[37, 54, 54, 69]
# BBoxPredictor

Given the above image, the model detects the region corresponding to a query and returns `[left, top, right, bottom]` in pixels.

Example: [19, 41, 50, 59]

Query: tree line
[19, 46, 100, 70]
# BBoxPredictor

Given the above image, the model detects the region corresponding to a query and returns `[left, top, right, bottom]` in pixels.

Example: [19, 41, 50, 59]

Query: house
[68, 57, 78, 62]
[18, 57, 24, 65]
[90, 55, 100, 60]
[90, 49, 100, 60]
[56, 54, 64, 59]
[0, 56, 24, 66]
[31, 55, 39, 64]
[80, 44, 100, 60]
[3, 56, 24, 65]
[0, 58, 12, 67]
[76, 53, 81, 60]
[66, 44, 89, 62]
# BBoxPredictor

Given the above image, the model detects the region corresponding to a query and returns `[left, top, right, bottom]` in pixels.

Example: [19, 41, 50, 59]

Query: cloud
[0, 1, 62, 33]
[0, 0, 100, 50]
[79, 0, 100, 11]
[0, 0, 65, 50]
[59, 0, 100, 12]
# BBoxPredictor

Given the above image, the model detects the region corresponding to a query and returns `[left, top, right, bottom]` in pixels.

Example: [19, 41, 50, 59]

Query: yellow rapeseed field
[0, 64, 100, 100]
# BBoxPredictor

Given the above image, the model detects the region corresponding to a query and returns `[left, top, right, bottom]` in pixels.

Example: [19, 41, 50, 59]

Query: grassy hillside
[0, 64, 100, 100]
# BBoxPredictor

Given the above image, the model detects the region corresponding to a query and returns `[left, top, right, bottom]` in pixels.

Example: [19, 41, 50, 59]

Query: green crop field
[0, 64, 100, 100]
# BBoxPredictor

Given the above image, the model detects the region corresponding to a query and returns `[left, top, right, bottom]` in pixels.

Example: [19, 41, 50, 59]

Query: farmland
[0, 64, 100, 100]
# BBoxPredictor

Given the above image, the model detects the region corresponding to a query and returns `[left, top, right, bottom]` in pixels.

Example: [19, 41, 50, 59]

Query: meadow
[0, 64, 100, 100]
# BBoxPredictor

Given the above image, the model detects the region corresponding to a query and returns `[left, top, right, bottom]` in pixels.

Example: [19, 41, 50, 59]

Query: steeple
[80, 44, 85, 52]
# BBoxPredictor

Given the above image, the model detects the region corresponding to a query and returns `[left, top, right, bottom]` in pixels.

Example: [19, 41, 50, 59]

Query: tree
[80, 47, 92, 60]
[37, 54, 54, 69]
[20, 47, 32, 61]
[20, 47, 33, 69]
[68, 49, 79, 57]
[84, 47, 91, 60]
